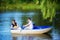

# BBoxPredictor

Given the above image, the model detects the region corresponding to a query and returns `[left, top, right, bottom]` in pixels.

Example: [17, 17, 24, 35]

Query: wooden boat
[11, 26, 52, 34]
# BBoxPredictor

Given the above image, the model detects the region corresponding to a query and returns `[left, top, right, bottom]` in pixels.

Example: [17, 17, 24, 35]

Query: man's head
[28, 18, 31, 20]
[28, 18, 31, 22]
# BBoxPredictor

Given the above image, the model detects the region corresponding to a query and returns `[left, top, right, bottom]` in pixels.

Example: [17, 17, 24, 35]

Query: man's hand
[23, 25, 26, 27]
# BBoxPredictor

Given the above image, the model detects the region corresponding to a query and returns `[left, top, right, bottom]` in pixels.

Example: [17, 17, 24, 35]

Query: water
[12, 34, 51, 40]
[0, 11, 60, 40]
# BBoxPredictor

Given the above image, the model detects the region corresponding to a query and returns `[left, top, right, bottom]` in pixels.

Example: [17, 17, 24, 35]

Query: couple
[11, 18, 33, 30]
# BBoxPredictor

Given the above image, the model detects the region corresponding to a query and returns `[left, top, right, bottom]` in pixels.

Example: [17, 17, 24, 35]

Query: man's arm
[24, 22, 31, 27]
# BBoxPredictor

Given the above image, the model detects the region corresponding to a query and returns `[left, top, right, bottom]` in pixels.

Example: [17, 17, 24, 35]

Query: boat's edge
[11, 27, 52, 35]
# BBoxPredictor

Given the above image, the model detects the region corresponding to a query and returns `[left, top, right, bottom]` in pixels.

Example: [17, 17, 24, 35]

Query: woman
[11, 20, 18, 29]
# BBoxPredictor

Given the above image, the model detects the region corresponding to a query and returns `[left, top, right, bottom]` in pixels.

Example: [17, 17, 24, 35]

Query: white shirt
[24, 20, 33, 30]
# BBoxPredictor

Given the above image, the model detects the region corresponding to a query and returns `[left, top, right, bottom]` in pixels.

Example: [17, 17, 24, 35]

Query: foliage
[40, 0, 57, 22]
[0, 0, 60, 22]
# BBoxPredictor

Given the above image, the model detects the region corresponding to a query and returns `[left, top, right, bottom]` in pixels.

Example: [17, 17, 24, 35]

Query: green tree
[40, 0, 57, 22]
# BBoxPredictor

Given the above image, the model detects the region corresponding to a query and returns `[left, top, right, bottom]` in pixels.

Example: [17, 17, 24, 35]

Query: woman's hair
[12, 20, 15, 22]
[12, 20, 17, 27]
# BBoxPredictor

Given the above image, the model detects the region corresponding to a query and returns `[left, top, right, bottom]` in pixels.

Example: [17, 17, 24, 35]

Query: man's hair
[28, 18, 31, 20]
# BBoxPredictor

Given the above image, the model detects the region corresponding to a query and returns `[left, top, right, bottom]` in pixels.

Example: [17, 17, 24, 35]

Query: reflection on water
[0, 32, 12, 40]
[0, 12, 35, 28]
[52, 28, 60, 40]
[12, 34, 52, 40]
[0, 30, 60, 40]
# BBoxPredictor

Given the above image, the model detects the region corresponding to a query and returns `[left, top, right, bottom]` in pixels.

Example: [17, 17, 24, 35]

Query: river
[0, 11, 60, 40]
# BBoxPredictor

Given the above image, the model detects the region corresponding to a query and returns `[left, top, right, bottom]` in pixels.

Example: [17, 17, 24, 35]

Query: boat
[11, 26, 52, 34]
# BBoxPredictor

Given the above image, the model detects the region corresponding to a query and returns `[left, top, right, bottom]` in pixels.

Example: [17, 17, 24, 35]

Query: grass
[0, 3, 41, 11]
[0, 3, 60, 11]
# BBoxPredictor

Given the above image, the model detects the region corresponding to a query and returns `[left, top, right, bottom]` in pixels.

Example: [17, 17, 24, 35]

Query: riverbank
[0, 3, 41, 11]
[0, 3, 60, 12]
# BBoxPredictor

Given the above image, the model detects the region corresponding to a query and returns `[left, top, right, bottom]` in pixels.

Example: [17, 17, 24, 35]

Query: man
[24, 18, 33, 30]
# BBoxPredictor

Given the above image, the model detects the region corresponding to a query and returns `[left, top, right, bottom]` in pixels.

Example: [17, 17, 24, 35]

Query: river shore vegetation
[0, 0, 60, 22]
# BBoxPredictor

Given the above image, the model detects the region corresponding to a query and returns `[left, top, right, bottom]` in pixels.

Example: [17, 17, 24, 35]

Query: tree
[40, 0, 57, 22]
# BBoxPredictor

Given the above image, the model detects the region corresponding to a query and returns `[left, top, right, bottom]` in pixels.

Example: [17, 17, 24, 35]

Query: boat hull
[11, 27, 51, 35]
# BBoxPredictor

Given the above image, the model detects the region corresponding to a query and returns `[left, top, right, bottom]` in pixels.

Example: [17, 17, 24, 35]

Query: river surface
[0, 11, 60, 40]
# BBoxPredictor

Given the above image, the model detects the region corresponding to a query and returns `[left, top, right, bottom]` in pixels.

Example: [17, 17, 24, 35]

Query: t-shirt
[25, 20, 33, 30]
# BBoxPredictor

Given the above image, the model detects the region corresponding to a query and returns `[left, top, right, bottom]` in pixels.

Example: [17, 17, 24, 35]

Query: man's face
[27, 19, 30, 22]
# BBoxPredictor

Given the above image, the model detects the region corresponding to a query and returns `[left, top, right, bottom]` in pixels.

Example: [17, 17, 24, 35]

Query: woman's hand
[14, 26, 18, 29]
